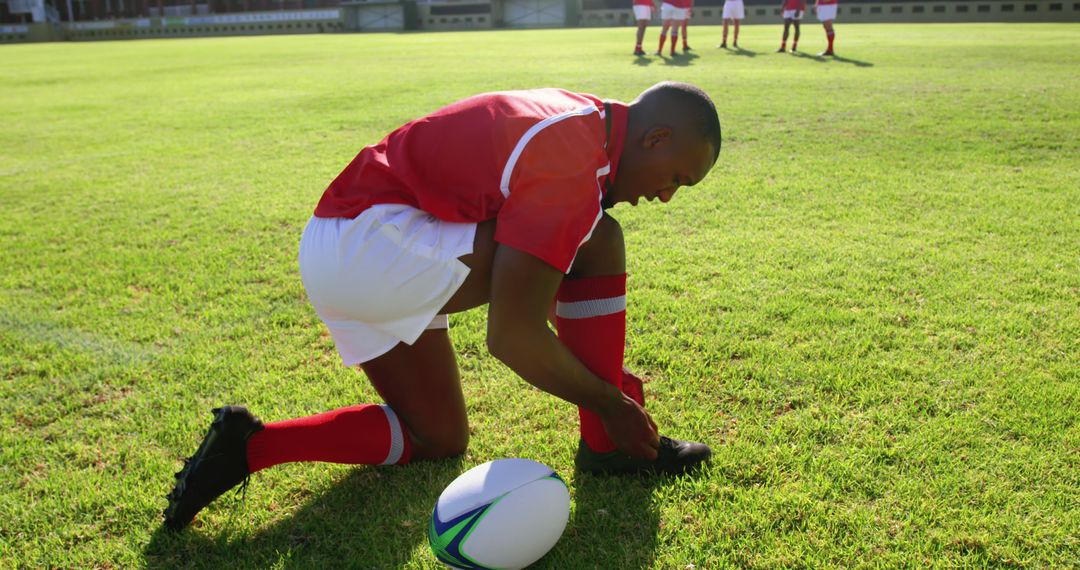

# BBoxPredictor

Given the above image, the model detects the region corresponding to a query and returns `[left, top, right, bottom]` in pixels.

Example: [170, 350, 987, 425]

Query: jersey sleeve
[494, 118, 607, 274]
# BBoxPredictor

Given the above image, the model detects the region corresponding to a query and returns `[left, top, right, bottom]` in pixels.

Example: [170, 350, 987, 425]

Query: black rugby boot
[575, 435, 711, 476]
[163, 406, 264, 531]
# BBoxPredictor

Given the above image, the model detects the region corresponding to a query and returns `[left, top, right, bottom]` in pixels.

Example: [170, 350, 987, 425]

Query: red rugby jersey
[817, 0, 837, 5]
[783, 0, 806, 9]
[668, 0, 693, 9]
[315, 89, 628, 273]
[633, 0, 652, 7]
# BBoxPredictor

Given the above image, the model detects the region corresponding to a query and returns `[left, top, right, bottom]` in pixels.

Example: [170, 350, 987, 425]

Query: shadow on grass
[792, 51, 874, 67]
[632, 54, 655, 67]
[661, 52, 700, 67]
[718, 45, 758, 57]
[833, 55, 874, 67]
[144, 459, 670, 568]
[535, 471, 663, 568]
[144, 458, 464, 569]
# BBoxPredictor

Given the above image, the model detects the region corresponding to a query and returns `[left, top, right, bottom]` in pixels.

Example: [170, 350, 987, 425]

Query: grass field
[2, 22, 1079, 569]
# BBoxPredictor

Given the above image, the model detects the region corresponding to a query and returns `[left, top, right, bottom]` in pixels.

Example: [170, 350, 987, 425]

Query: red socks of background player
[827, 30, 835, 52]
[658, 32, 667, 53]
[246, 404, 412, 472]
[555, 274, 627, 453]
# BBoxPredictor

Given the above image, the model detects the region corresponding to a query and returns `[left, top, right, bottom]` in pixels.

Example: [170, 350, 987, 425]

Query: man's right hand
[598, 393, 660, 459]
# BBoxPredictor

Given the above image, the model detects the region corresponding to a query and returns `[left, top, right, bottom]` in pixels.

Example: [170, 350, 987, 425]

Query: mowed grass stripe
[1, 24, 1078, 568]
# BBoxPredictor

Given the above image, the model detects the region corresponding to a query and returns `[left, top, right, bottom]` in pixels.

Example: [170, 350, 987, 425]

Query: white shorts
[782, 8, 803, 20]
[660, 3, 688, 21]
[722, 0, 744, 19]
[299, 205, 477, 366]
[633, 5, 652, 20]
[816, 4, 836, 21]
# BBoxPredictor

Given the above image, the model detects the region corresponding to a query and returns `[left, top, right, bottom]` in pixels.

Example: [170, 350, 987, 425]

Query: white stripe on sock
[555, 296, 626, 320]
[379, 405, 404, 465]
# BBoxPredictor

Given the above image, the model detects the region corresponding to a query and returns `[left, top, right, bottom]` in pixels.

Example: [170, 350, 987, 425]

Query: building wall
[581, 0, 1080, 26]
[1, 0, 1077, 42]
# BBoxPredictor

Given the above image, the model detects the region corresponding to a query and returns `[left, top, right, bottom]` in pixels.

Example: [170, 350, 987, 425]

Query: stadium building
[2, 0, 1077, 42]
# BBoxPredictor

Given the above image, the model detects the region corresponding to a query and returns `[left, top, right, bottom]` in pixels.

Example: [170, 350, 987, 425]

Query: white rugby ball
[428, 458, 570, 570]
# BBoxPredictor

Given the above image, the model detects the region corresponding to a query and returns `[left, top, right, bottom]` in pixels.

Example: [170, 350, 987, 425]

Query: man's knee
[411, 422, 469, 459]
[569, 214, 625, 278]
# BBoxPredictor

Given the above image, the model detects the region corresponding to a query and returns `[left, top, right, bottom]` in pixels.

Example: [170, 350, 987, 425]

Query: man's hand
[487, 244, 640, 437]
[598, 393, 660, 459]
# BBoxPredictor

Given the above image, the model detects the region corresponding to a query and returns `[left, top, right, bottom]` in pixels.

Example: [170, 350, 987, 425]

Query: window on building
[892, 5, 903, 13]
[851, 6, 861, 13]
[1001, 4, 1014, 11]
[1024, 3, 1037, 10]
[913, 5, 924, 12]
[870, 6, 881, 13]
[1048, 3, 1061, 10]
[977, 4, 990, 11]
[933, 5, 945, 12]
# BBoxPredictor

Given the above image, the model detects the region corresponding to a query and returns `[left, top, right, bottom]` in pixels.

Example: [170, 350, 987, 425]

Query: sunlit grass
[1, 23, 1078, 568]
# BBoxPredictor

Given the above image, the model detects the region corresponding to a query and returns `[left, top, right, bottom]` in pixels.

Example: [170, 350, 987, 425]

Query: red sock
[551, 302, 642, 409]
[670, 36, 678, 54]
[246, 404, 411, 472]
[658, 34, 666, 52]
[827, 31, 835, 51]
[556, 274, 626, 453]
[780, 41, 787, 49]
[681, 22, 688, 47]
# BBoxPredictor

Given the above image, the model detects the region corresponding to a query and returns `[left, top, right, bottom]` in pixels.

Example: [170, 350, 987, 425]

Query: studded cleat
[575, 436, 711, 476]
[163, 406, 264, 531]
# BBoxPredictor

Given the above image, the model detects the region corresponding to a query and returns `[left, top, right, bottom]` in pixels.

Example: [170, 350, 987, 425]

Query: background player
[778, 0, 806, 53]
[163, 82, 721, 532]
[815, 0, 838, 56]
[632, 0, 655, 56]
[655, 0, 688, 56]
[679, 0, 694, 52]
[718, 0, 744, 49]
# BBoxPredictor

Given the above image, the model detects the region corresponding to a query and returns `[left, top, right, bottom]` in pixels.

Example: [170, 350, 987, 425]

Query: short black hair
[635, 81, 722, 162]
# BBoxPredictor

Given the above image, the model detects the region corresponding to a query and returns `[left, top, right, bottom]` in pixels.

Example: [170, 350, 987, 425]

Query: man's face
[606, 128, 716, 208]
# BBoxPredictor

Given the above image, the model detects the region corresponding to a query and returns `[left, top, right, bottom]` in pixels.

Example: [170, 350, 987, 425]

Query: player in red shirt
[778, 0, 807, 53]
[656, 0, 691, 56]
[815, 0, 838, 56]
[163, 82, 721, 531]
[632, 0, 655, 56]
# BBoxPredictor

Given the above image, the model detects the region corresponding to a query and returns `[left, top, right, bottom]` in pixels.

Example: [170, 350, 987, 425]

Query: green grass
[2, 23, 1079, 568]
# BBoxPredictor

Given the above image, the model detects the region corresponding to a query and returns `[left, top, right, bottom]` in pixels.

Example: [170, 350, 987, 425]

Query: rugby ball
[428, 458, 570, 569]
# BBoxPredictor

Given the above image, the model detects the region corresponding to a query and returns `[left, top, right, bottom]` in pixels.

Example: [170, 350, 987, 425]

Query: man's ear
[642, 125, 673, 150]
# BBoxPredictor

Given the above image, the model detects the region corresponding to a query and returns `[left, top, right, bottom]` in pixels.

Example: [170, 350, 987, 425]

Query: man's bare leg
[358, 220, 498, 460]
